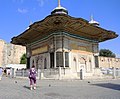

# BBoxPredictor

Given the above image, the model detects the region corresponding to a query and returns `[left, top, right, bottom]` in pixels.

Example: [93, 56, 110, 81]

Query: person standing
[0, 67, 3, 80]
[29, 65, 37, 90]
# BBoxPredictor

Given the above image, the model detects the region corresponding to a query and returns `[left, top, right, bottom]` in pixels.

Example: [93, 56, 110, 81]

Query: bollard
[11, 68, 16, 78]
[22, 69, 24, 77]
[80, 69, 83, 80]
[59, 67, 61, 80]
[113, 67, 116, 79]
[80, 68, 85, 80]
[10, 68, 12, 78]
[38, 69, 41, 79]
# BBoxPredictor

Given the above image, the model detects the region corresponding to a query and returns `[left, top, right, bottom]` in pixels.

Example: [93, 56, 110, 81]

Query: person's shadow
[23, 85, 30, 90]
[92, 83, 120, 91]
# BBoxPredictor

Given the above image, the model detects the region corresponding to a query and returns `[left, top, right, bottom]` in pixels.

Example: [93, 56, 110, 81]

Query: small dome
[89, 15, 99, 26]
[51, 0, 68, 15]
[89, 20, 99, 26]
[51, 6, 68, 15]
[54, 6, 67, 10]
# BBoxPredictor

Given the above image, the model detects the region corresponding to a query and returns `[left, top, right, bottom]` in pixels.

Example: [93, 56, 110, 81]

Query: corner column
[54, 35, 56, 68]
[26, 45, 31, 69]
[63, 51, 65, 68]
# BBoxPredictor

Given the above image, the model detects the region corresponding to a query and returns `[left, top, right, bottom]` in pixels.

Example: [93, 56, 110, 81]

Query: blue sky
[0, 0, 120, 57]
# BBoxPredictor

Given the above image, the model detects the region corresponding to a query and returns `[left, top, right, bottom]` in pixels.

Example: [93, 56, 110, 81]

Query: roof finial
[89, 14, 100, 26]
[51, 0, 68, 15]
[58, 0, 61, 7]
[26, 20, 33, 30]
[90, 14, 94, 21]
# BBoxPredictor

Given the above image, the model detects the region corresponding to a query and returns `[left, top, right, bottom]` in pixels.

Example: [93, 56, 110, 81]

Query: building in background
[0, 39, 26, 68]
[11, 1, 118, 79]
[98, 56, 120, 68]
[0, 40, 4, 67]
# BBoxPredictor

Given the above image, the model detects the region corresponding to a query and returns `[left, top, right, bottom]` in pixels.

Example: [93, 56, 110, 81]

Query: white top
[89, 15, 99, 26]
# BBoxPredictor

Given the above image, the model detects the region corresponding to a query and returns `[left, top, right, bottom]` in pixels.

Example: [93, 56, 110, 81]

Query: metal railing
[10, 68, 60, 79]
[101, 68, 120, 78]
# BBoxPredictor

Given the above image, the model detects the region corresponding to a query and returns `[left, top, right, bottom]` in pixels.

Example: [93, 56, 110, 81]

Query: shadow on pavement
[92, 83, 120, 91]
[23, 85, 30, 90]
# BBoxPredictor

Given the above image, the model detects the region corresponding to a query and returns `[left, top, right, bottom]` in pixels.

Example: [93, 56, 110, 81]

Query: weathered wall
[0, 40, 5, 67]
[98, 56, 120, 68]
[0, 40, 26, 68]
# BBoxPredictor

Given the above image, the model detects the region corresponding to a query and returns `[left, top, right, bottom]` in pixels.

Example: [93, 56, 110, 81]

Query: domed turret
[89, 15, 99, 26]
[51, 0, 68, 15]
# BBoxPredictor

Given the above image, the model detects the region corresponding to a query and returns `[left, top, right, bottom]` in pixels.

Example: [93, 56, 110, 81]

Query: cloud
[37, 0, 45, 7]
[13, 0, 46, 7]
[18, 8, 28, 14]
[12, 0, 24, 3]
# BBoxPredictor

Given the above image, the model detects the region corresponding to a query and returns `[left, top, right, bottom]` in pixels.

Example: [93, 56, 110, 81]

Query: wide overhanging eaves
[11, 14, 118, 46]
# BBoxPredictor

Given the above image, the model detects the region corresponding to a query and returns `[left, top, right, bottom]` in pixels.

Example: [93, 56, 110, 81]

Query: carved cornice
[11, 14, 118, 46]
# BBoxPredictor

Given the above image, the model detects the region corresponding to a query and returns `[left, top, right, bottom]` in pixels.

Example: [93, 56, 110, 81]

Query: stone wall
[98, 56, 120, 68]
[0, 40, 5, 67]
[0, 39, 26, 68]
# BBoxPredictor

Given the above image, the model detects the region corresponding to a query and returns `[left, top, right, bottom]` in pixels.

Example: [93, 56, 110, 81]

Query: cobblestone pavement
[0, 77, 120, 99]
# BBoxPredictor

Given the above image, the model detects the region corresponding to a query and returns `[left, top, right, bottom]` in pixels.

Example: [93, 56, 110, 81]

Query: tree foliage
[99, 49, 116, 58]
[20, 53, 27, 64]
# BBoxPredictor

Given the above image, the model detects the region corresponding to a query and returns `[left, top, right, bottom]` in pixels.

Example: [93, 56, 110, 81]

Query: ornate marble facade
[24, 31, 99, 79]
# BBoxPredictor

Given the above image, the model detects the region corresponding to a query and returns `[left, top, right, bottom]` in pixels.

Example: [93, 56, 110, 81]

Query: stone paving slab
[0, 77, 120, 99]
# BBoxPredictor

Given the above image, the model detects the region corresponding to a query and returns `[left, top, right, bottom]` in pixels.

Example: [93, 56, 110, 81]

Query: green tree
[99, 49, 116, 58]
[20, 53, 27, 64]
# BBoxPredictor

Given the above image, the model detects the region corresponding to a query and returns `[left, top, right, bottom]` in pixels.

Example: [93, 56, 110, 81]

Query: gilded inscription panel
[32, 46, 48, 55]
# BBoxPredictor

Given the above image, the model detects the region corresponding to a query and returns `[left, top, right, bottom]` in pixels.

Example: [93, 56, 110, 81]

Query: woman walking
[29, 65, 37, 90]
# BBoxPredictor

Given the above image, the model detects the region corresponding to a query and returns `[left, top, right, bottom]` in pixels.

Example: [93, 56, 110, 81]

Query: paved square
[0, 77, 120, 99]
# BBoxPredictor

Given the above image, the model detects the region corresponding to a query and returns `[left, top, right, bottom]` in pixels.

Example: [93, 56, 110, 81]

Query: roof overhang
[11, 14, 118, 46]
